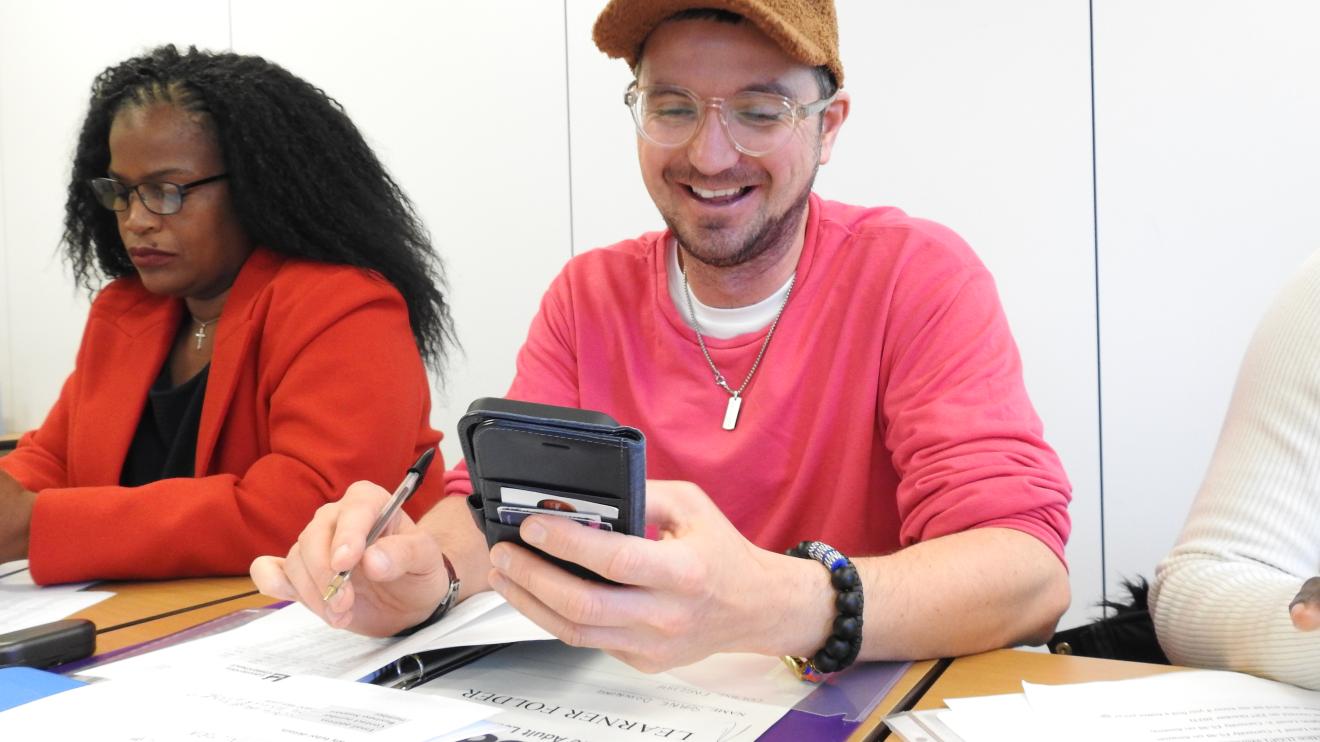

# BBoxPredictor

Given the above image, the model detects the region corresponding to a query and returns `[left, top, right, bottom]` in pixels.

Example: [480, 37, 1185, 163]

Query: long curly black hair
[63, 44, 455, 370]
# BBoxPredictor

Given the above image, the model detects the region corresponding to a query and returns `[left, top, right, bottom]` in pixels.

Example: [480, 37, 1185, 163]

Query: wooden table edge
[89, 591, 278, 656]
[911, 647, 1185, 711]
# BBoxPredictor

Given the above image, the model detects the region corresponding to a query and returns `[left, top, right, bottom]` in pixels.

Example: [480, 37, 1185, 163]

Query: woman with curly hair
[0, 45, 454, 584]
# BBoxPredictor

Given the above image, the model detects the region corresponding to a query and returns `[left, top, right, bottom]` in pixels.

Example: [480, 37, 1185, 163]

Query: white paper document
[1023, 670, 1320, 742]
[411, 640, 819, 742]
[923, 669, 1320, 742]
[0, 559, 113, 634]
[938, 693, 1053, 742]
[0, 670, 498, 741]
[86, 591, 553, 682]
[885, 708, 968, 742]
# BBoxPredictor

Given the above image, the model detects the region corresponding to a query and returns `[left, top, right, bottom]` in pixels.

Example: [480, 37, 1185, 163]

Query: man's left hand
[487, 479, 829, 673]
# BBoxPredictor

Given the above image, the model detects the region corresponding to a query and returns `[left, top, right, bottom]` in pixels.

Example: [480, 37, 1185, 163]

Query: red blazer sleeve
[23, 263, 442, 584]
[1, 377, 77, 494]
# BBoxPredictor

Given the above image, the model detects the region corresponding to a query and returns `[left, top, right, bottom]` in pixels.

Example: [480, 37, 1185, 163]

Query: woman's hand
[0, 470, 36, 562]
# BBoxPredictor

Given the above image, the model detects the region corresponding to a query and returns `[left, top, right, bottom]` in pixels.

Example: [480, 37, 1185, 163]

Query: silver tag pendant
[722, 395, 743, 430]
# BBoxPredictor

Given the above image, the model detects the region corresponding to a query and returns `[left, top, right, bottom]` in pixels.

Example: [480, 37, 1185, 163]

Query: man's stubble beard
[667, 168, 818, 270]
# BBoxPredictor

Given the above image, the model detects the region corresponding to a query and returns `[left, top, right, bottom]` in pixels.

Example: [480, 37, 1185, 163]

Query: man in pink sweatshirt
[254, 0, 1072, 676]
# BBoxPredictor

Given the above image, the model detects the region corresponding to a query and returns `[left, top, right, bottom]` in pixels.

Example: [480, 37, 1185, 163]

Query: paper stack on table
[1, 592, 548, 740]
[0, 560, 113, 635]
[0, 580, 912, 742]
[0, 670, 500, 741]
[886, 669, 1320, 742]
[412, 640, 822, 742]
[83, 590, 553, 682]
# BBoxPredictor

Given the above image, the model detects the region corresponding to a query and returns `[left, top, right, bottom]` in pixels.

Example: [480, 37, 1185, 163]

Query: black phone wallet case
[459, 398, 646, 582]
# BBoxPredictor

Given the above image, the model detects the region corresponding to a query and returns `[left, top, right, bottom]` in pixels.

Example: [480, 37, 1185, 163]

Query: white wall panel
[831, 1, 1100, 629]
[565, 0, 664, 252]
[1095, 1, 1320, 594]
[0, 108, 9, 434]
[0, 0, 229, 432]
[230, 0, 573, 467]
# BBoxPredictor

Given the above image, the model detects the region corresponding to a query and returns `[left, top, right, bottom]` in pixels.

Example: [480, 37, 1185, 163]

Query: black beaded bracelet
[781, 540, 864, 682]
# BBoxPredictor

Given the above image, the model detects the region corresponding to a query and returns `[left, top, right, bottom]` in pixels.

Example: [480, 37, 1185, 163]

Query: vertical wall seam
[1089, 0, 1109, 614]
[562, 1, 577, 257]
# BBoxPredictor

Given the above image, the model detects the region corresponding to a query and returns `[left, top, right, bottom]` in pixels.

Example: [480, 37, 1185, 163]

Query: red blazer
[2, 249, 444, 584]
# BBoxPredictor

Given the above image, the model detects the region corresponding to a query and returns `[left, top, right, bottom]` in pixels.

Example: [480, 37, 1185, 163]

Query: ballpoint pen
[366, 643, 512, 689]
[322, 447, 435, 602]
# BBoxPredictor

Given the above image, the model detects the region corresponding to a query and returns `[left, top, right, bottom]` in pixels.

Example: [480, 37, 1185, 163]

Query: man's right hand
[250, 480, 461, 637]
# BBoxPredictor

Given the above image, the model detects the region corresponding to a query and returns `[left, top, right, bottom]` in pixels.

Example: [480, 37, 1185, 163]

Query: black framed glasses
[624, 81, 836, 157]
[88, 173, 229, 215]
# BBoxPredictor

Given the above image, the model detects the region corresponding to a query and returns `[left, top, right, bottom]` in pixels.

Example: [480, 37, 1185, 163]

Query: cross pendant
[194, 325, 208, 350]
[722, 394, 743, 431]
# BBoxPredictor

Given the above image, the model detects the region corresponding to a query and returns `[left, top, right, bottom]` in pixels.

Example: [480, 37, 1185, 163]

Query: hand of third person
[1291, 576, 1320, 631]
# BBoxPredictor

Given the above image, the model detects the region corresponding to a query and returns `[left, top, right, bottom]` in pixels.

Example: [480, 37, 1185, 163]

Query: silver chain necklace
[681, 266, 796, 430]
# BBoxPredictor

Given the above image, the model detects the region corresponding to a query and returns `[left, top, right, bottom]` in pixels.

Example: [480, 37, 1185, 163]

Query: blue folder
[0, 666, 85, 712]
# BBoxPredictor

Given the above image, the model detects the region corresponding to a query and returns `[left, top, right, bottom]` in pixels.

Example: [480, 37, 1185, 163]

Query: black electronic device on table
[0, 619, 96, 669]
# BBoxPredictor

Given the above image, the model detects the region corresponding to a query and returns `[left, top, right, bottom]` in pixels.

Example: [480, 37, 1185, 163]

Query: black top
[119, 362, 210, 487]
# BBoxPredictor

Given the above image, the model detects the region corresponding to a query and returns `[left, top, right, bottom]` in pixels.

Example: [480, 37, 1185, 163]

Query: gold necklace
[190, 316, 219, 350]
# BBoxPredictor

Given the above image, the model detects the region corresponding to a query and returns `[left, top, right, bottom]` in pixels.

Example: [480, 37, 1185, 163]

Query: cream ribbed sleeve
[1150, 249, 1320, 690]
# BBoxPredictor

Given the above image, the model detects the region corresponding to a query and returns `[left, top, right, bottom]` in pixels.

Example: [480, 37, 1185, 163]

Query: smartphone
[0, 619, 96, 669]
[459, 398, 645, 582]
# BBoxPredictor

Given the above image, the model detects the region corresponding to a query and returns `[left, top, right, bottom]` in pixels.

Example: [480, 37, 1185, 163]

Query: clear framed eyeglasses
[624, 81, 836, 157]
[88, 173, 229, 216]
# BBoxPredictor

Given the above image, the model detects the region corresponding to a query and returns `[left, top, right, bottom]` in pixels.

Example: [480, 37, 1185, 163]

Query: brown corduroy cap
[593, 0, 844, 87]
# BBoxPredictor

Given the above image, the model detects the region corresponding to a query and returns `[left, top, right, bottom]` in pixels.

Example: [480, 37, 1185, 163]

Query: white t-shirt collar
[666, 239, 795, 340]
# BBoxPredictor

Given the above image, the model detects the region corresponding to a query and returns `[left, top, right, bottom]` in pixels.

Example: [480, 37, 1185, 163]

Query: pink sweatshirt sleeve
[880, 236, 1071, 563]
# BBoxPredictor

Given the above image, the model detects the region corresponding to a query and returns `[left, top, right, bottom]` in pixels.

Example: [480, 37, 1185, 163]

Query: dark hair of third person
[62, 44, 455, 369]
